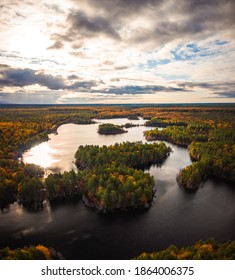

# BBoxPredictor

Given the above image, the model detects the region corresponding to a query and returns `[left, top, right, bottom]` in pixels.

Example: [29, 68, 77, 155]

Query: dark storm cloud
[0, 67, 96, 91]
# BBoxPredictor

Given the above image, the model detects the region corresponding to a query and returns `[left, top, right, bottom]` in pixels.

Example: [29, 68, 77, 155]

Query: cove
[0, 118, 234, 260]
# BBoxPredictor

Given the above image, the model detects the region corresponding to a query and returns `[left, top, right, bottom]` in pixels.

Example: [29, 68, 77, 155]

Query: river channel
[0, 118, 234, 259]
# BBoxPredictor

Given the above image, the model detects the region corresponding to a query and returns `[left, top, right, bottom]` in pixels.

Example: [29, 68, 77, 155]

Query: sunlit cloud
[0, 0, 234, 104]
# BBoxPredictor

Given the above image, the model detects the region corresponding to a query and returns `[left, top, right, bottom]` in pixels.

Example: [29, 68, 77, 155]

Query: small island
[128, 115, 139, 120]
[98, 123, 127, 134]
[122, 123, 139, 128]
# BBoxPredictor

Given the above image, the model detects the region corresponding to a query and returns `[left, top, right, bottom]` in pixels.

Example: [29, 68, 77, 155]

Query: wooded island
[74, 142, 171, 212]
[98, 123, 127, 134]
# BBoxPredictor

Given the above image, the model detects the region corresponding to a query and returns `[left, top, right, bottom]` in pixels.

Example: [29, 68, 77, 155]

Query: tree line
[144, 123, 210, 146]
[144, 123, 235, 189]
[135, 238, 235, 260]
[0, 244, 55, 260]
[1, 238, 234, 260]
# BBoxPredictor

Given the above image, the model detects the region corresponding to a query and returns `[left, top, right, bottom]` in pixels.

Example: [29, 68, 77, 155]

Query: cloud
[67, 10, 121, 40]
[0, 64, 10, 68]
[0, 66, 189, 96]
[130, 0, 235, 48]
[215, 91, 235, 98]
[43, 3, 65, 15]
[49, 9, 121, 49]
[47, 41, 64, 50]
[67, 80, 97, 90]
[0, 67, 65, 90]
[47, 0, 235, 56]
[178, 81, 235, 98]
[71, 0, 162, 18]
[95, 84, 188, 95]
[114, 66, 128, 71]
[67, 74, 79, 80]
[1, 0, 235, 104]
[0, 66, 97, 91]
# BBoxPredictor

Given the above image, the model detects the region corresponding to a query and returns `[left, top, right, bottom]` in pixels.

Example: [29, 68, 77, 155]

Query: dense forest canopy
[0, 245, 59, 260]
[135, 239, 235, 260]
[0, 104, 234, 259]
[74, 142, 171, 212]
[98, 123, 127, 134]
[1, 238, 234, 260]
[144, 123, 210, 146]
[0, 105, 234, 208]
[144, 120, 235, 189]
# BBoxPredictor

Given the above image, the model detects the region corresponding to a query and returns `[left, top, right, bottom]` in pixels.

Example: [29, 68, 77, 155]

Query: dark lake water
[0, 118, 234, 259]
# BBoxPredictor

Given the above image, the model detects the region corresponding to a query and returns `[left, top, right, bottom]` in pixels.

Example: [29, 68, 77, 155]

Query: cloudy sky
[0, 0, 235, 104]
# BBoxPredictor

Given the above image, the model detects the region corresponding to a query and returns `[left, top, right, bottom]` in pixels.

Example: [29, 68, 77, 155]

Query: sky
[0, 0, 235, 104]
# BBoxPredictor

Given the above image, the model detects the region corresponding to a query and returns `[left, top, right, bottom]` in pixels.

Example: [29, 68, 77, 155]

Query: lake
[0, 118, 234, 259]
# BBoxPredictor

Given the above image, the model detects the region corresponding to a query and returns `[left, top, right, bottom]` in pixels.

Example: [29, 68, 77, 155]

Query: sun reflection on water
[23, 142, 59, 168]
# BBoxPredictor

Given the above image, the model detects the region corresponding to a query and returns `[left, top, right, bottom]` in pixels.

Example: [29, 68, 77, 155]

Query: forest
[0, 244, 62, 260]
[0, 104, 234, 259]
[135, 239, 235, 260]
[145, 117, 187, 128]
[0, 105, 234, 208]
[144, 122, 235, 189]
[1, 238, 234, 260]
[74, 142, 171, 212]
